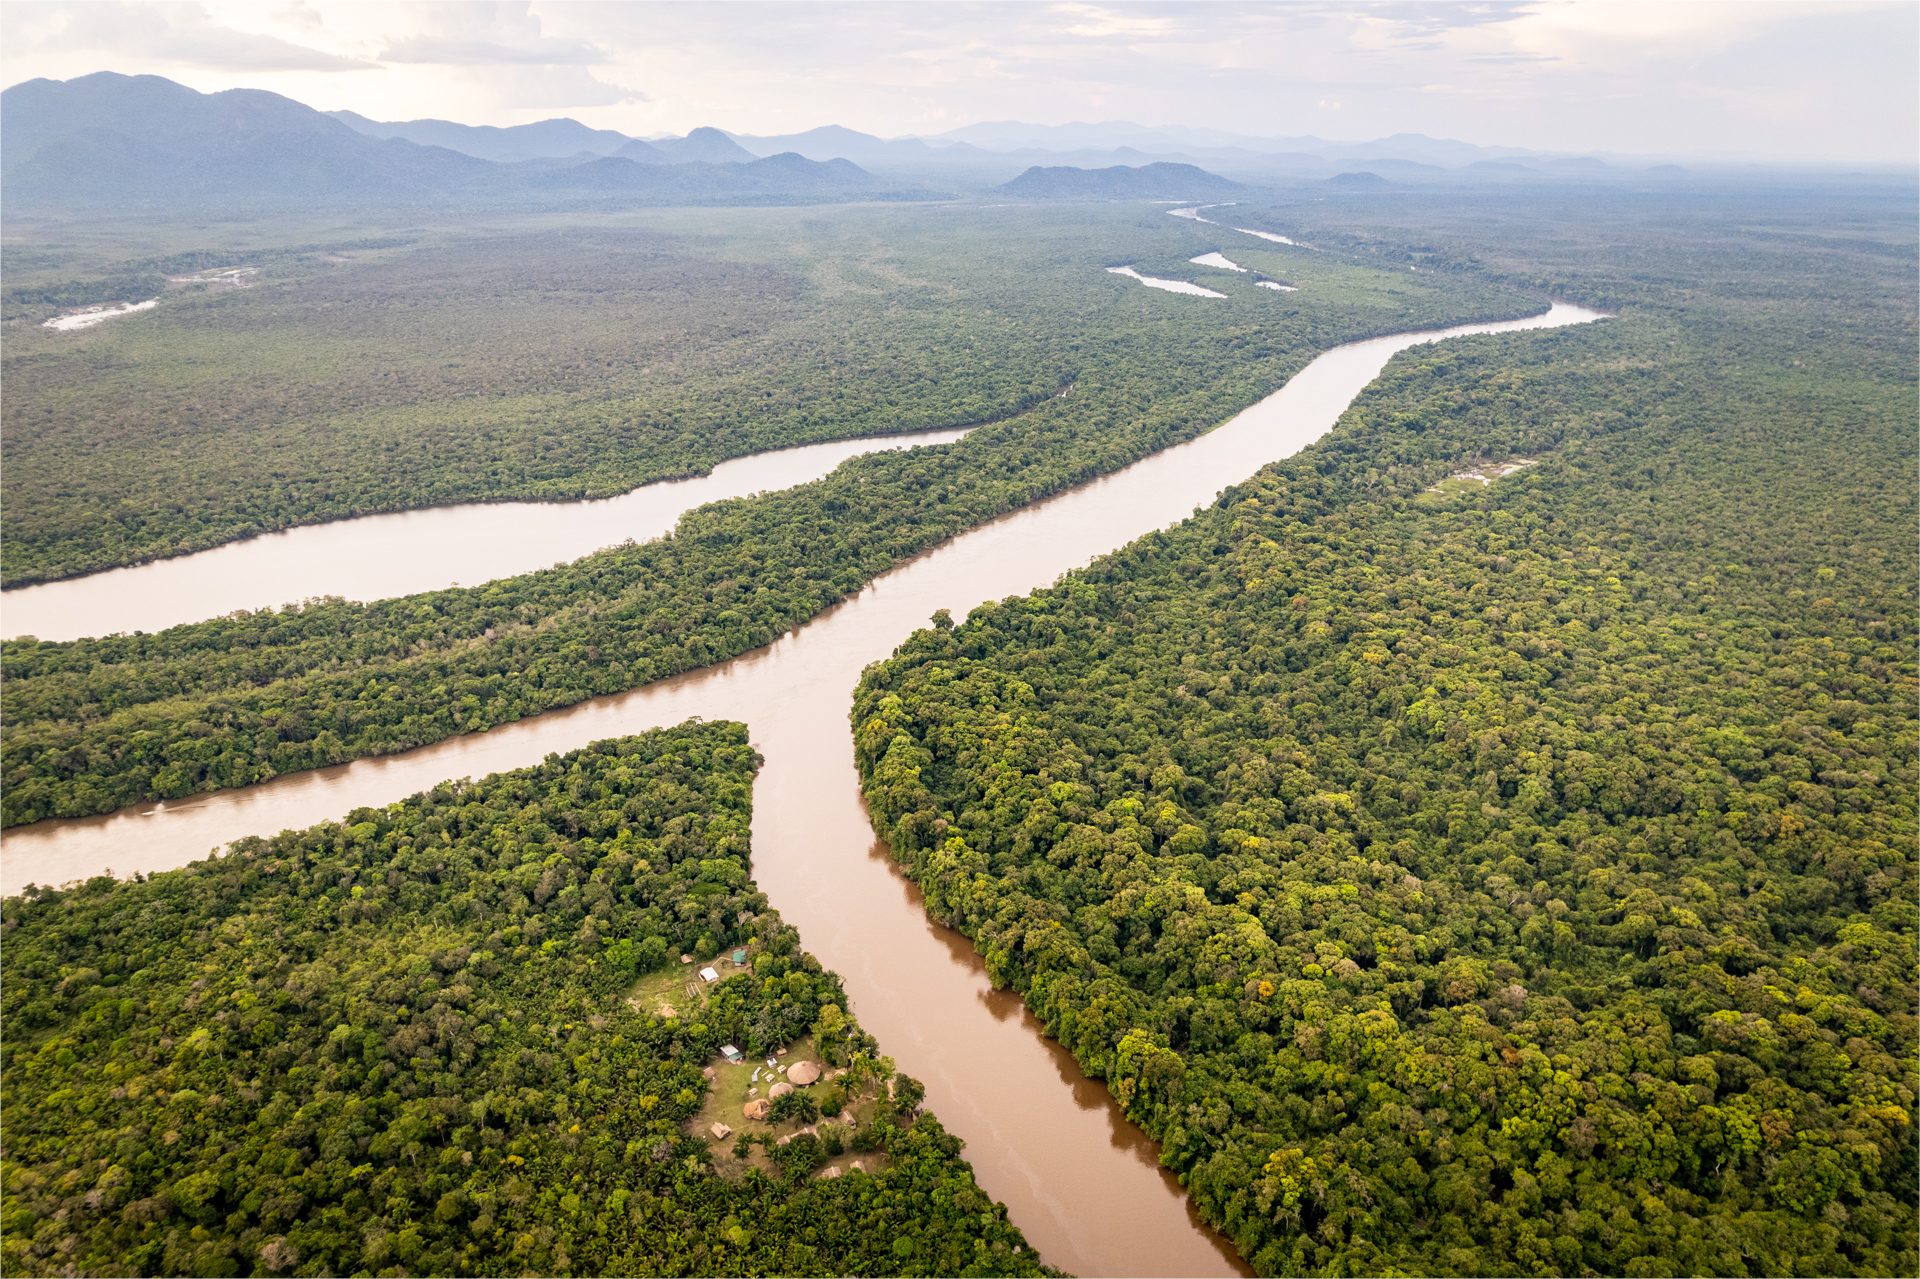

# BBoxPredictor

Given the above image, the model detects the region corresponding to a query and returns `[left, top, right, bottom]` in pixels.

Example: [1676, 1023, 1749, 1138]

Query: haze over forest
[1, 4, 1915, 1279]
[4, 0, 1916, 165]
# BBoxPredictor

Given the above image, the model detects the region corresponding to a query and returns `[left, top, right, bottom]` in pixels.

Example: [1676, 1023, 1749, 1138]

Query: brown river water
[3, 302, 1604, 1276]
[2, 427, 973, 644]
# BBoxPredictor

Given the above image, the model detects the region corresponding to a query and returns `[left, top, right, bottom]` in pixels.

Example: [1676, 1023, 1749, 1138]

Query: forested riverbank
[0, 722, 1052, 1277]
[853, 186, 1918, 1274]
[1, 206, 1510, 588]
[1, 222, 1055, 586]
[6, 180, 1912, 1278]
[1, 214, 1536, 828]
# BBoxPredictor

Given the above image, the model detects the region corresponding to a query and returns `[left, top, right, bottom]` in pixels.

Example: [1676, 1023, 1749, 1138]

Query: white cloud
[274, 3, 324, 34]
[479, 64, 647, 108]
[0, 1, 1911, 161]
[376, 2, 610, 65]
[3, 1, 373, 72]
[378, 36, 599, 64]
[1055, 3, 1182, 40]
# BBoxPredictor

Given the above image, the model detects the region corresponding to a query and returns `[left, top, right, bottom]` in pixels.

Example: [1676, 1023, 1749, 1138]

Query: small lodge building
[699, 966, 720, 983]
[721, 1044, 745, 1064]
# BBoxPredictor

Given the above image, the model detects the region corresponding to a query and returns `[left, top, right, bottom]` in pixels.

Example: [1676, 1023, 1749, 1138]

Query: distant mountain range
[997, 162, 1247, 201]
[241, 100, 1650, 179]
[629, 127, 760, 165]
[1, 73, 920, 213]
[926, 120, 1552, 168]
[4, 74, 492, 207]
[548, 152, 880, 200]
[324, 110, 632, 162]
[2, 72, 1686, 216]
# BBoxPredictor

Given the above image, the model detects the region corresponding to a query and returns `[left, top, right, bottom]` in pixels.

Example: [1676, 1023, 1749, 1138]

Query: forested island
[1, 722, 1051, 1276]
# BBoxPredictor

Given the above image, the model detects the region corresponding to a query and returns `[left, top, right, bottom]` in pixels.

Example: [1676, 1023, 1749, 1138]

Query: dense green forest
[0, 721, 1051, 1277]
[8, 180, 1913, 1277]
[0, 213, 1532, 827]
[853, 185, 1919, 1275]
[1, 204, 1512, 586]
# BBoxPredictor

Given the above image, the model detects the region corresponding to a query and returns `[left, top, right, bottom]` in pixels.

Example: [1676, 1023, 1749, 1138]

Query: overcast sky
[3, 1, 1914, 161]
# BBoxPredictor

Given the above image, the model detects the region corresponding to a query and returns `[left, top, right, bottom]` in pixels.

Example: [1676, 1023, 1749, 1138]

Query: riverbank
[4, 303, 1601, 1277]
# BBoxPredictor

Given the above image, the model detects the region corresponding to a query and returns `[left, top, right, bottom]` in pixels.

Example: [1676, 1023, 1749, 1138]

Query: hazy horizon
[3, 1, 1916, 166]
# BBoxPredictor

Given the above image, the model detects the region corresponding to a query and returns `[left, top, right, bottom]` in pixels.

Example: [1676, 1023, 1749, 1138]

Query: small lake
[1190, 251, 1246, 271]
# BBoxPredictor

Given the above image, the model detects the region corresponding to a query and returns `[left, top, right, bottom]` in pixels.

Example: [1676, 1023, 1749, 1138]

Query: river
[2, 301, 1605, 1277]
[2, 427, 972, 644]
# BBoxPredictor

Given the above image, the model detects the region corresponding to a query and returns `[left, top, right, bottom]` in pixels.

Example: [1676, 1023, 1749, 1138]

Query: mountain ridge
[2, 72, 1697, 216]
[326, 109, 632, 162]
[642, 126, 758, 164]
[1, 74, 919, 211]
[996, 161, 1247, 200]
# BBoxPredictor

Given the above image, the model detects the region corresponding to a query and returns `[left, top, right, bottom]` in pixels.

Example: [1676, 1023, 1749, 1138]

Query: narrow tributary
[3, 302, 1605, 1277]
[2, 427, 972, 643]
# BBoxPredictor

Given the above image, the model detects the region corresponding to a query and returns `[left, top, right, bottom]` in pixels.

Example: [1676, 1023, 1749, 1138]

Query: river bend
[3, 302, 1605, 1277]
[3, 428, 973, 644]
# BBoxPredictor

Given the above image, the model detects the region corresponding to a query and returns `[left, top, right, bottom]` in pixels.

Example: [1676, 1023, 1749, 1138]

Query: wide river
[4, 301, 1604, 1277]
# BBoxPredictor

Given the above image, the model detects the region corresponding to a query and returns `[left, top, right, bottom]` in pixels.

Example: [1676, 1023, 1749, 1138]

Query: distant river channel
[4, 302, 1605, 1278]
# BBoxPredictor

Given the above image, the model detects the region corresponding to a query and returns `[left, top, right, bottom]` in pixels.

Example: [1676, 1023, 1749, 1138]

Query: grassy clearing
[1416, 456, 1537, 502]
[621, 952, 752, 1019]
[691, 1034, 897, 1182]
